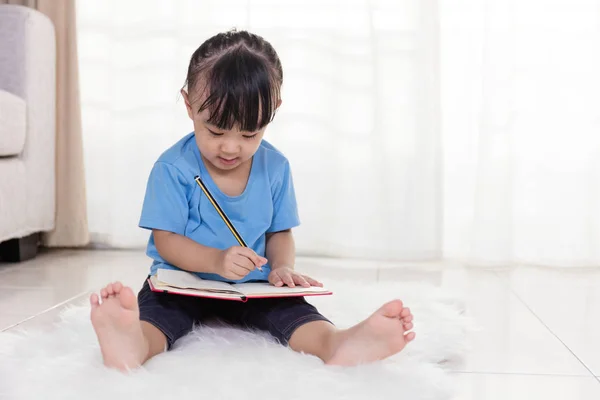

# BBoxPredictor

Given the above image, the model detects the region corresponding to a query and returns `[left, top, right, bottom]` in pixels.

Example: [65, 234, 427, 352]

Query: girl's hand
[214, 246, 267, 280]
[268, 267, 323, 288]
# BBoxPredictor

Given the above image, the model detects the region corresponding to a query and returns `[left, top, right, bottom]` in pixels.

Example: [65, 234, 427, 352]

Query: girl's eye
[243, 134, 258, 139]
[208, 129, 223, 137]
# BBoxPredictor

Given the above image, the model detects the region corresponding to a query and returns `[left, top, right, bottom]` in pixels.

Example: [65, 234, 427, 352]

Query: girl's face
[182, 90, 268, 172]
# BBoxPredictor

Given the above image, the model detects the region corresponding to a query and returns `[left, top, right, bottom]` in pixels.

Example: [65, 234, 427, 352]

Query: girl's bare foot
[90, 282, 148, 371]
[326, 300, 415, 366]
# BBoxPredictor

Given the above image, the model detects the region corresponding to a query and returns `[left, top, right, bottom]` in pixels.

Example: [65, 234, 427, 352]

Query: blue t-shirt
[138, 132, 300, 283]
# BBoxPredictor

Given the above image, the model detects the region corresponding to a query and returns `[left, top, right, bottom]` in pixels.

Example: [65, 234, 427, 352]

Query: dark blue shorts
[137, 279, 332, 349]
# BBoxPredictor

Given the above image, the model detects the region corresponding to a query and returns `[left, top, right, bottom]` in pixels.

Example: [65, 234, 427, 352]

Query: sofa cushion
[0, 89, 26, 156]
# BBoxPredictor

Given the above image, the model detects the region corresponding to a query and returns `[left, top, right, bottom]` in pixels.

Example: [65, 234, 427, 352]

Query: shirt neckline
[193, 134, 260, 202]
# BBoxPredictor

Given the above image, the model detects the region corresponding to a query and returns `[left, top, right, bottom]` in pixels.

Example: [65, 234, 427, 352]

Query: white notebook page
[233, 282, 330, 296]
[156, 269, 239, 293]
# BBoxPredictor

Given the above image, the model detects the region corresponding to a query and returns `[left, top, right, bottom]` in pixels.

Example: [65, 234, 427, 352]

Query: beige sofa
[0, 5, 56, 261]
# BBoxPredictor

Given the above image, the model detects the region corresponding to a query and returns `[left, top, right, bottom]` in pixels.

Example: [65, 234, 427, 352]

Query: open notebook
[148, 269, 332, 302]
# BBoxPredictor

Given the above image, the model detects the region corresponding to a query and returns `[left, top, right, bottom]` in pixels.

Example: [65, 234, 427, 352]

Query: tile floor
[1, 249, 599, 399]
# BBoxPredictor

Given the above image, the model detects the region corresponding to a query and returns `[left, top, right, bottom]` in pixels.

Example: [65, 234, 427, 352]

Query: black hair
[184, 29, 283, 132]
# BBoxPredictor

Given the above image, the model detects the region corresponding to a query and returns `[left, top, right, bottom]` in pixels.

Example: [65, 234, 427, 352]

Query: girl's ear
[276, 99, 282, 109]
[181, 89, 194, 120]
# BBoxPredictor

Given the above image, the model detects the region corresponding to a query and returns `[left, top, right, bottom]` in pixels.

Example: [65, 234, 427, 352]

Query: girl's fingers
[293, 274, 310, 288]
[233, 256, 254, 272]
[238, 247, 267, 268]
[282, 274, 295, 288]
[231, 264, 252, 278]
[304, 275, 323, 287]
[269, 272, 284, 286]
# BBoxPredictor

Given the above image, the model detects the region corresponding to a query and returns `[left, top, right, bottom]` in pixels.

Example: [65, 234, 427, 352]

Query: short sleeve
[267, 161, 300, 233]
[139, 162, 190, 235]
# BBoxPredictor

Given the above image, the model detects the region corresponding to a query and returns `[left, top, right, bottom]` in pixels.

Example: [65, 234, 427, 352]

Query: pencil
[194, 175, 262, 271]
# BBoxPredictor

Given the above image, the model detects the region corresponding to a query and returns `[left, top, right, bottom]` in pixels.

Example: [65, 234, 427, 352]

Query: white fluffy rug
[0, 280, 473, 400]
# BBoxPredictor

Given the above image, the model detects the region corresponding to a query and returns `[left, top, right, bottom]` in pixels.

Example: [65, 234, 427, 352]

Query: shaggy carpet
[0, 280, 473, 400]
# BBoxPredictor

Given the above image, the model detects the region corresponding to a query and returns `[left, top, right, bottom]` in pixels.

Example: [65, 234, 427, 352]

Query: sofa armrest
[0, 90, 27, 156]
[0, 5, 56, 237]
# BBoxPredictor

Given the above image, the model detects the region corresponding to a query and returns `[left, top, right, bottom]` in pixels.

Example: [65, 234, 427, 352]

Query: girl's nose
[221, 138, 240, 154]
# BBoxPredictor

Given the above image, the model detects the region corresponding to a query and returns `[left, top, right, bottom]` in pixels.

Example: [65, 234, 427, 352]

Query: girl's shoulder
[255, 140, 295, 189]
[258, 139, 289, 167]
[144, 133, 200, 195]
[155, 132, 196, 165]
[150, 132, 200, 179]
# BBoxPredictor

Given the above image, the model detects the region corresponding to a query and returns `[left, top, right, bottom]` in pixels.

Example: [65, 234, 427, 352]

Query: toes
[113, 281, 123, 293]
[119, 287, 138, 310]
[400, 307, 411, 319]
[405, 331, 416, 342]
[101, 282, 122, 299]
[403, 322, 414, 331]
[380, 300, 404, 318]
[402, 314, 413, 324]
[90, 293, 100, 308]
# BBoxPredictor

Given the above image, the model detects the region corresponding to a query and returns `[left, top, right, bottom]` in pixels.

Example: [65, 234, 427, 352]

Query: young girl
[90, 29, 415, 371]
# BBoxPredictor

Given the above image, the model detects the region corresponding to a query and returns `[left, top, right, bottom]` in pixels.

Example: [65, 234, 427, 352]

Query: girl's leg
[141, 321, 168, 361]
[288, 300, 415, 366]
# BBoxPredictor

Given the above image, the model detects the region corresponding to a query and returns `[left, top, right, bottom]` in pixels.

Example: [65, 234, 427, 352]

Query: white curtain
[76, 0, 441, 259]
[77, 0, 600, 267]
[441, 0, 600, 267]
